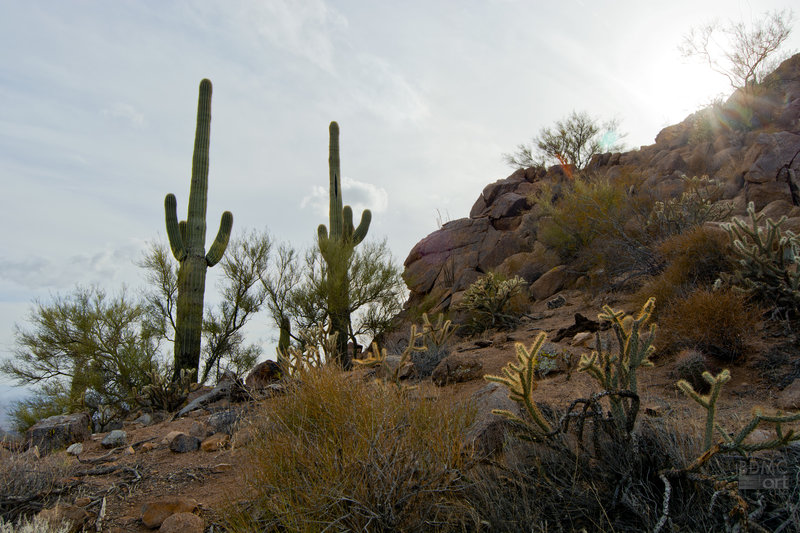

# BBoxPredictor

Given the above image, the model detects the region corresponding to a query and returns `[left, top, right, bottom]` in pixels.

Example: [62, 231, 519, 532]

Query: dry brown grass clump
[224, 366, 477, 532]
[635, 225, 734, 315]
[659, 289, 762, 360]
[0, 451, 76, 523]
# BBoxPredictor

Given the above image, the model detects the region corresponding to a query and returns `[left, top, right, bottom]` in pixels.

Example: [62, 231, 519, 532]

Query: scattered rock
[162, 430, 183, 445]
[66, 442, 83, 456]
[777, 379, 800, 410]
[169, 433, 200, 453]
[37, 503, 91, 533]
[208, 409, 241, 435]
[546, 294, 566, 309]
[134, 413, 154, 426]
[159, 512, 204, 533]
[530, 266, 567, 301]
[25, 413, 90, 455]
[431, 353, 483, 386]
[201, 433, 230, 452]
[189, 421, 208, 439]
[553, 313, 604, 342]
[245, 360, 283, 390]
[101, 429, 127, 449]
[464, 382, 520, 456]
[571, 331, 593, 347]
[141, 497, 198, 529]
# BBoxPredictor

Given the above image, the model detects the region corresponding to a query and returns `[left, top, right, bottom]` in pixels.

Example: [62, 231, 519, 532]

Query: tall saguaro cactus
[164, 79, 233, 380]
[317, 121, 371, 369]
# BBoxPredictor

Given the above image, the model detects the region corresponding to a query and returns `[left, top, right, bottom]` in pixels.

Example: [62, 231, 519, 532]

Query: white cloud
[0, 242, 146, 291]
[101, 102, 145, 127]
[301, 176, 388, 218]
[232, 0, 348, 72]
[346, 54, 430, 124]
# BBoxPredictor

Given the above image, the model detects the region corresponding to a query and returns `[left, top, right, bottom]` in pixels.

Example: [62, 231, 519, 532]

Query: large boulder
[25, 413, 90, 455]
[245, 360, 283, 390]
[464, 382, 520, 456]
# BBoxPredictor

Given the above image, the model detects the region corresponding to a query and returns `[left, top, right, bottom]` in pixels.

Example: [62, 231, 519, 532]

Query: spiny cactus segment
[164, 79, 233, 379]
[316, 122, 371, 369]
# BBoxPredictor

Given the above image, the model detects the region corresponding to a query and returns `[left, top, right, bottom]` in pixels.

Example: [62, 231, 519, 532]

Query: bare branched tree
[680, 10, 794, 91]
[504, 111, 625, 170]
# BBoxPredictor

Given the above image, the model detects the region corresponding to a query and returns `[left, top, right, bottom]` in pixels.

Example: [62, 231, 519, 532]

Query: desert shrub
[455, 273, 526, 334]
[411, 313, 457, 378]
[0, 453, 75, 523]
[224, 365, 477, 532]
[671, 349, 714, 393]
[535, 173, 664, 283]
[133, 367, 199, 412]
[718, 201, 800, 317]
[484, 299, 800, 531]
[645, 175, 732, 239]
[0, 515, 71, 533]
[7, 383, 72, 433]
[659, 289, 761, 360]
[634, 225, 735, 315]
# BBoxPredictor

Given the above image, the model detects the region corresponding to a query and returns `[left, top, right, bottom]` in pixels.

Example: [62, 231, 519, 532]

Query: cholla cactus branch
[719, 201, 800, 315]
[578, 298, 656, 433]
[679, 368, 800, 456]
[421, 312, 456, 349]
[455, 273, 526, 333]
[677, 369, 731, 450]
[485, 332, 554, 434]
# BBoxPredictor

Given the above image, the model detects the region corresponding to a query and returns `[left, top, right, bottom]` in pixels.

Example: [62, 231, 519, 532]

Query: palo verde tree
[1, 286, 159, 429]
[163, 78, 233, 380]
[680, 9, 794, 92]
[317, 121, 372, 369]
[504, 110, 624, 170]
[139, 229, 270, 385]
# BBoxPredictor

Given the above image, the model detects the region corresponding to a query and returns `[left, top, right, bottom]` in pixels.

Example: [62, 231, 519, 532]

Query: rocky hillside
[403, 53, 800, 315]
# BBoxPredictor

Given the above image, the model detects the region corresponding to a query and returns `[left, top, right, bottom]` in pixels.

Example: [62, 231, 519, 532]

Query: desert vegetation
[3, 24, 800, 532]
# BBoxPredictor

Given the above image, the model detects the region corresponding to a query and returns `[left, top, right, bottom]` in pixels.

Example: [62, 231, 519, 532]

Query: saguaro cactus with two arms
[164, 79, 233, 380]
[317, 121, 371, 369]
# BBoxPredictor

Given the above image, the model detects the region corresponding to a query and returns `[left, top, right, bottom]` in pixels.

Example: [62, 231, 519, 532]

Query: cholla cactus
[647, 175, 731, 236]
[455, 273, 526, 333]
[283, 323, 339, 375]
[134, 368, 199, 412]
[578, 298, 656, 434]
[485, 332, 554, 434]
[718, 201, 800, 316]
[355, 324, 426, 387]
[678, 369, 800, 454]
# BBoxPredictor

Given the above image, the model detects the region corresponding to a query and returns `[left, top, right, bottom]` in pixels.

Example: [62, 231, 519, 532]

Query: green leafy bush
[535, 173, 662, 283]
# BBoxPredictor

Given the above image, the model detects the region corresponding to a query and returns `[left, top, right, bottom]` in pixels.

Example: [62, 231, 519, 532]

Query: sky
[1, 0, 798, 428]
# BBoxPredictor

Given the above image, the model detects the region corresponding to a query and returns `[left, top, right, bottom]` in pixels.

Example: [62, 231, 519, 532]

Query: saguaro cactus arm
[165, 193, 187, 261]
[206, 211, 233, 266]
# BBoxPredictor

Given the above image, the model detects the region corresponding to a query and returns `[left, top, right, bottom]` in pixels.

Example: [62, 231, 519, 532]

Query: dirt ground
[8, 289, 799, 532]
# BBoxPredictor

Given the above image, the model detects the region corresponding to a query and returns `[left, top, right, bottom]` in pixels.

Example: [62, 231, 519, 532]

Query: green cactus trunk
[317, 122, 371, 369]
[164, 79, 233, 381]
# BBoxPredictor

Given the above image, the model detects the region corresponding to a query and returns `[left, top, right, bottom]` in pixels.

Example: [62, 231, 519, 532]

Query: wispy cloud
[101, 103, 145, 127]
[0, 242, 146, 291]
[301, 176, 388, 218]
